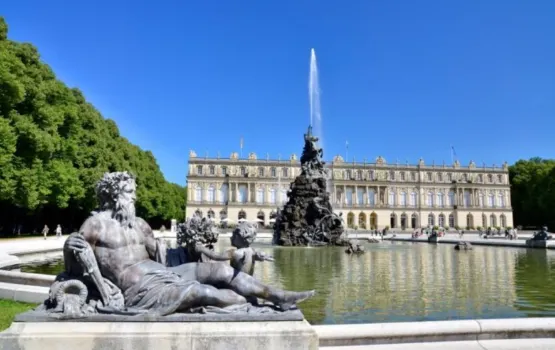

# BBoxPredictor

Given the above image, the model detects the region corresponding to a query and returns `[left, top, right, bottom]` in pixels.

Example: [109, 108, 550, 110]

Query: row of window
[194, 164, 505, 184]
[196, 208, 508, 229]
[340, 190, 507, 208]
[345, 212, 508, 229]
[342, 169, 504, 184]
[194, 185, 288, 204]
[195, 165, 290, 177]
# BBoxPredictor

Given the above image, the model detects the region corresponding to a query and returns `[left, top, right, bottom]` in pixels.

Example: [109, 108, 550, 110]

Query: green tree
[0, 17, 185, 235]
[509, 158, 555, 229]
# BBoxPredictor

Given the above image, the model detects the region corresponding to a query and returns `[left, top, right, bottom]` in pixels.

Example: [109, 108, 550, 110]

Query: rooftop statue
[31, 172, 314, 319]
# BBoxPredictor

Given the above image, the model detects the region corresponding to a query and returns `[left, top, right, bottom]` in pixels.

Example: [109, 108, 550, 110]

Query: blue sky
[3, 0, 554, 186]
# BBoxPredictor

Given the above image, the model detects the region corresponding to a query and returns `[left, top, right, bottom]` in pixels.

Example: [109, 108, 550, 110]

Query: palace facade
[186, 150, 514, 230]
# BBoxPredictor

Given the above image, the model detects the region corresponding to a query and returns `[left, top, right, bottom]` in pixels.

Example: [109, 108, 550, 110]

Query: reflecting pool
[19, 241, 555, 325]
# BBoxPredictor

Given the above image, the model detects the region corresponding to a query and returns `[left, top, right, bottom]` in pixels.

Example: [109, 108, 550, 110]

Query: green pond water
[20, 240, 555, 325]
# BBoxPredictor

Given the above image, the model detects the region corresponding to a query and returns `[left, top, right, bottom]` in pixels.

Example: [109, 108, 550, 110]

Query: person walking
[55, 224, 62, 239]
[42, 225, 49, 240]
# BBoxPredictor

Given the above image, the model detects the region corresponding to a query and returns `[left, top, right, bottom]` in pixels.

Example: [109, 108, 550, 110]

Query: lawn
[0, 299, 37, 331]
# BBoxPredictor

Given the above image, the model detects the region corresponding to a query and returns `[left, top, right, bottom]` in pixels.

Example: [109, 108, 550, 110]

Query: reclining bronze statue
[31, 172, 314, 319]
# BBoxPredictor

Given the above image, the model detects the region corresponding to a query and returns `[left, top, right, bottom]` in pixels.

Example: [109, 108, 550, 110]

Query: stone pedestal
[0, 320, 318, 350]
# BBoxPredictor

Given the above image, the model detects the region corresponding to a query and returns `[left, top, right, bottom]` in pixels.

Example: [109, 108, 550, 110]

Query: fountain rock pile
[273, 126, 347, 246]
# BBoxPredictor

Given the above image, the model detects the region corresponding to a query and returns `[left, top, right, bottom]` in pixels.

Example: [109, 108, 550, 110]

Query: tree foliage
[509, 158, 555, 229]
[0, 17, 185, 234]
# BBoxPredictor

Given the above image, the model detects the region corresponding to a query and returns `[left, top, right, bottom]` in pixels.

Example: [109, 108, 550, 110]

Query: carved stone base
[0, 320, 318, 350]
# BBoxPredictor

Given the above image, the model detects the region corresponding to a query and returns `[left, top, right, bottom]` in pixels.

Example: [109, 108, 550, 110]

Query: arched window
[410, 192, 417, 207]
[498, 193, 505, 208]
[500, 214, 507, 227]
[220, 184, 229, 203]
[428, 213, 435, 226]
[467, 214, 474, 228]
[368, 189, 376, 206]
[400, 213, 407, 228]
[399, 192, 407, 207]
[347, 212, 355, 228]
[488, 193, 495, 207]
[478, 192, 484, 207]
[269, 188, 276, 204]
[256, 188, 264, 204]
[411, 213, 418, 228]
[209, 165, 215, 175]
[448, 214, 455, 228]
[207, 186, 215, 203]
[238, 210, 246, 220]
[482, 214, 487, 228]
[438, 214, 445, 227]
[426, 191, 434, 207]
[390, 213, 397, 228]
[358, 213, 367, 229]
[437, 192, 444, 207]
[258, 167, 264, 177]
[219, 209, 227, 221]
[282, 168, 288, 177]
[389, 191, 396, 206]
[390, 171, 396, 180]
[447, 191, 455, 206]
[195, 186, 202, 202]
[240, 166, 246, 176]
[271, 167, 276, 177]
[490, 214, 497, 227]
[257, 210, 265, 224]
[370, 212, 378, 229]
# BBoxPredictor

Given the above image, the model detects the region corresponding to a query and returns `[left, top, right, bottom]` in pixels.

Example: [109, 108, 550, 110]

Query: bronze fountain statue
[25, 172, 314, 320]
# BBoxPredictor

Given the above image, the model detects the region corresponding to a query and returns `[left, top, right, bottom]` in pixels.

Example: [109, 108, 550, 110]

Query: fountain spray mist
[309, 48, 323, 147]
[309, 48, 333, 199]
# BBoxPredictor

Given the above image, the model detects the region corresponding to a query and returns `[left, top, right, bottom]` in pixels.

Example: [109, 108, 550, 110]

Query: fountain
[273, 126, 347, 246]
[308, 49, 333, 196]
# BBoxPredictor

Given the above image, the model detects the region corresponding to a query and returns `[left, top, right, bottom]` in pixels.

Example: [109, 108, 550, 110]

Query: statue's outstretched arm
[254, 250, 274, 262]
[194, 243, 232, 261]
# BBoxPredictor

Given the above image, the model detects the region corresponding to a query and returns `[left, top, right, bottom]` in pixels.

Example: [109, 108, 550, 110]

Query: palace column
[354, 185, 358, 205]
[247, 182, 252, 203]
[228, 182, 232, 203]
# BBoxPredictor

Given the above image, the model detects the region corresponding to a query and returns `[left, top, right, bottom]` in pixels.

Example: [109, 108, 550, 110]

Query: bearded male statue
[64, 172, 314, 316]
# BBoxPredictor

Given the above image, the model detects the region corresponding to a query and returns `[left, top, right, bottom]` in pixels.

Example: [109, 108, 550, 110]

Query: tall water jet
[309, 49, 332, 196]
[309, 49, 323, 147]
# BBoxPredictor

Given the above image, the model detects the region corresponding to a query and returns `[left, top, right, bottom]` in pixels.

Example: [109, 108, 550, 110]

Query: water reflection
[18, 241, 555, 325]
[514, 249, 555, 317]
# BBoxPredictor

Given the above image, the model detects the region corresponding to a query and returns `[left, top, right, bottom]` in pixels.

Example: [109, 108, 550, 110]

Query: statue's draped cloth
[123, 269, 199, 316]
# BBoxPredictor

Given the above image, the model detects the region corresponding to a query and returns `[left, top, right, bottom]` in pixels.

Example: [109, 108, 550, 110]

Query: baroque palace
[186, 150, 514, 230]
